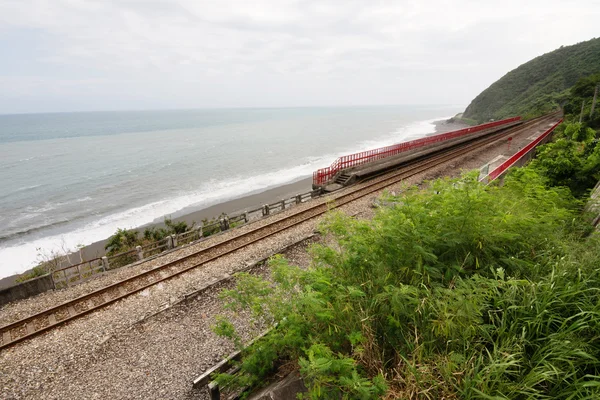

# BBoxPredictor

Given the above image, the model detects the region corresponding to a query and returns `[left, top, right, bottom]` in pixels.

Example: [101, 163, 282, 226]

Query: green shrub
[164, 217, 193, 235]
[213, 169, 600, 398]
[143, 226, 169, 241]
[530, 122, 600, 197]
[15, 265, 48, 283]
[104, 228, 140, 255]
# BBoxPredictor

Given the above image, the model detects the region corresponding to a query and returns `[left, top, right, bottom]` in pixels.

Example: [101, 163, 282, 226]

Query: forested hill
[463, 37, 600, 123]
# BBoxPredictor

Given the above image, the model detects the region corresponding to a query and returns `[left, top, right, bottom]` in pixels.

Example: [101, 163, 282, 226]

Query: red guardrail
[481, 119, 563, 183]
[312, 116, 522, 186]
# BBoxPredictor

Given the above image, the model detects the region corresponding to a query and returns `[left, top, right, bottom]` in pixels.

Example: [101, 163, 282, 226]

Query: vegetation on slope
[463, 37, 600, 122]
[529, 72, 600, 196]
[215, 168, 600, 399]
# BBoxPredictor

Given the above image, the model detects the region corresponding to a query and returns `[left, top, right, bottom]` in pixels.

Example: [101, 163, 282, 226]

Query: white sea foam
[17, 184, 43, 191]
[346, 116, 445, 156]
[0, 116, 449, 278]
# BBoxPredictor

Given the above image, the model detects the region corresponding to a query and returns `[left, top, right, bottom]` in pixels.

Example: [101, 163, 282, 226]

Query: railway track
[0, 113, 559, 351]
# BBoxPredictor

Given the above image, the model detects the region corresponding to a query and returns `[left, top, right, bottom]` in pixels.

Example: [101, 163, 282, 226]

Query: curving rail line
[0, 113, 560, 351]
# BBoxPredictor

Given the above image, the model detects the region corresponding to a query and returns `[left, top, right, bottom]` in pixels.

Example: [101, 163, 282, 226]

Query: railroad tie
[67, 306, 77, 318]
[103, 292, 112, 304]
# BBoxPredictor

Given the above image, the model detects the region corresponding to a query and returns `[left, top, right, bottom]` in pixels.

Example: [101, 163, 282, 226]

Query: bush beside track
[214, 117, 600, 398]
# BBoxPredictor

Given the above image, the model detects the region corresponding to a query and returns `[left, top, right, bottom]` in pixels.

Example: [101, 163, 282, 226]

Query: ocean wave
[0, 184, 46, 201]
[25, 203, 58, 213]
[0, 219, 72, 242]
[12, 196, 93, 216]
[17, 184, 43, 191]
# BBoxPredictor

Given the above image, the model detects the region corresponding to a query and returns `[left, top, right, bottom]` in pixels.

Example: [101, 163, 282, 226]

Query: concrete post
[136, 245, 144, 261]
[479, 164, 489, 181]
[243, 212, 248, 223]
[220, 217, 230, 231]
[208, 382, 220, 400]
[296, 194, 303, 204]
[101, 256, 109, 271]
[166, 235, 174, 249]
[262, 204, 270, 216]
[171, 234, 178, 248]
[198, 224, 203, 239]
[281, 199, 286, 210]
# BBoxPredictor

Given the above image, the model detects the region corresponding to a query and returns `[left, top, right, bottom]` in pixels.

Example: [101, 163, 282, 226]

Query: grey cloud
[0, 0, 599, 113]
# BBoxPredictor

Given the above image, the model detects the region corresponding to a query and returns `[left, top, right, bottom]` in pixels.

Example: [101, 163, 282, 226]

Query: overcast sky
[0, 0, 598, 114]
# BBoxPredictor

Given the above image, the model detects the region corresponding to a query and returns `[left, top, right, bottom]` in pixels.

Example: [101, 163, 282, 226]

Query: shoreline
[76, 177, 314, 263]
[0, 177, 313, 289]
[0, 118, 463, 289]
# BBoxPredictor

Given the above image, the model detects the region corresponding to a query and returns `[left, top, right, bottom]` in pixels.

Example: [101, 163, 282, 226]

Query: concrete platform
[320, 120, 522, 192]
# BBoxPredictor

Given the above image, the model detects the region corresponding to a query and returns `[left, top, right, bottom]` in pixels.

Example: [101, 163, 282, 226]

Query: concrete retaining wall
[0, 274, 54, 307]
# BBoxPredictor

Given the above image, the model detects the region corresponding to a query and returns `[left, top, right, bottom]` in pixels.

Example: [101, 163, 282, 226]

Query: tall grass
[214, 169, 600, 399]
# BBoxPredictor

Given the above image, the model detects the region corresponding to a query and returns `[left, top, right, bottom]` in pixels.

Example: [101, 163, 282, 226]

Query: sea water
[0, 106, 462, 277]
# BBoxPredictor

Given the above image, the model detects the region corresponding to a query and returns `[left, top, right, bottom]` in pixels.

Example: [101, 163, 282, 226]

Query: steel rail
[0, 113, 559, 351]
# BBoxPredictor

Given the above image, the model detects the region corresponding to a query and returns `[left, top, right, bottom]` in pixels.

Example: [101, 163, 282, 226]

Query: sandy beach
[0, 119, 463, 289]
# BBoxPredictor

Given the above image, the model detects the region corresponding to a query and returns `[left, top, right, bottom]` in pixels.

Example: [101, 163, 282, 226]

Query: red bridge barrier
[312, 116, 521, 186]
[481, 119, 563, 183]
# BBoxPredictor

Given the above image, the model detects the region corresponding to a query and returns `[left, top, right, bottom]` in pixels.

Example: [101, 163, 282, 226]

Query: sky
[0, 0, 599, 114]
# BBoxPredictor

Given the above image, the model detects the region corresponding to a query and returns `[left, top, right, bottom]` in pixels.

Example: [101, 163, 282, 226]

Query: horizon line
[0, 103, 466, 117]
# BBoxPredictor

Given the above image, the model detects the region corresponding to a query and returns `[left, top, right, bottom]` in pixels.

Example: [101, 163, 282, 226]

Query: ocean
[0, 106, 462, 278]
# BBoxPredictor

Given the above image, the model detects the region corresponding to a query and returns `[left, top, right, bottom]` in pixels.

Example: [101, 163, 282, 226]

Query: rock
[371, 198, 402, 209]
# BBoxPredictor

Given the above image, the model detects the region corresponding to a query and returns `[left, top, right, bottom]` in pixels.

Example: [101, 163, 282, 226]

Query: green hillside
[463, 37, 600, 122]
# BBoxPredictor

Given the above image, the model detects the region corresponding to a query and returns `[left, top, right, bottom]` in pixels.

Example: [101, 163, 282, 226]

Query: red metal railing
[312, 116, 521, 185]
[481, 119, 563, 183]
